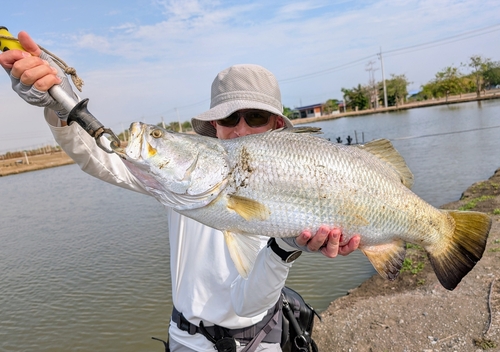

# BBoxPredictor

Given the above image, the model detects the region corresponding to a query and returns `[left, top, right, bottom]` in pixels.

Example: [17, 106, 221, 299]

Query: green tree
[182, 121, 193, 131]
[283, 106, 295, 119]
[412, 82, 436, 101]
[381, 74, 410, 106]
[483, 60, 500, 89]
[341, 85, 370, 111]
[433, 66, 463, 100]
[322, 99, 339, 114]
[464, 55, 491, 97]
[157, 121, 191, 132]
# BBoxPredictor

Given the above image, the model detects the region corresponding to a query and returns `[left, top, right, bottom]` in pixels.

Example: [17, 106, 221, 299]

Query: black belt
[171, 304, 282, 344]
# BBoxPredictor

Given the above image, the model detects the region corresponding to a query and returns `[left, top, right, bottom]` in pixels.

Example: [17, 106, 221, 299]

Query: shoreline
[292, 90, 500, 125]
[0, 150, 74, 177]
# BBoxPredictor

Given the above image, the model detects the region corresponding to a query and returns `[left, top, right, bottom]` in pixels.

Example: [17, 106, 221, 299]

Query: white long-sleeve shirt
[45, 110, 293, 351]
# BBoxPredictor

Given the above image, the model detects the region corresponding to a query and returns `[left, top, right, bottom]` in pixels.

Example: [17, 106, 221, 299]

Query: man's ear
[210, 120, 219, 138]
[276, 116, 285, 129]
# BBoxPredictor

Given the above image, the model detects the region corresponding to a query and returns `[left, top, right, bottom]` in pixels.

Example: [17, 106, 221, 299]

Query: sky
[1, 0, 499, 153]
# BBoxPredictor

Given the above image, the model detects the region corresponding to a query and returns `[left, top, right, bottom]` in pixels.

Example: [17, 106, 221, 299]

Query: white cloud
[1, 0, 500, 151]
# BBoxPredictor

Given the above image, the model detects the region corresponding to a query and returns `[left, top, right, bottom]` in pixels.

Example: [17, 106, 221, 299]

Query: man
[0, 31, 360, 352]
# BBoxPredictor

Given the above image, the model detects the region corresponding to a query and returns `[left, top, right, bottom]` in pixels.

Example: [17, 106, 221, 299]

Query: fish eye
[151, 129, 163, 138]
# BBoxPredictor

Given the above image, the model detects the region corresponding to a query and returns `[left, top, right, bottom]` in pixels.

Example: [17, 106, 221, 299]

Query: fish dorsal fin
[227, 195, 271, 221]
[360, 240, 407, 281]
[223, 231, 262, 278]
[272, 126, 322, 134]
[357, 139, 414, 189]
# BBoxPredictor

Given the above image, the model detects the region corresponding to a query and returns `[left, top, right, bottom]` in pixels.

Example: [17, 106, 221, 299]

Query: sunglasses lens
[216, 110, 272, 128]
[217, 113, 240, 127]
[244, 111, 271, 127]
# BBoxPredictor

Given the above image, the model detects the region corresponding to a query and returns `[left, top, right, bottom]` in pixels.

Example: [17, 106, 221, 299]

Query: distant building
[337, 100, 346, 112]
[294, 103, 324, 118]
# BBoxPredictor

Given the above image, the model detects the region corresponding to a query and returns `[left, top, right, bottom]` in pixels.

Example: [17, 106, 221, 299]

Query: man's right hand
[0, 31, 77, 119]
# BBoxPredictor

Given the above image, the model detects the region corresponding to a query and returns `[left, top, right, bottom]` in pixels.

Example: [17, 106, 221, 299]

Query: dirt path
[313, 168, 500, 351]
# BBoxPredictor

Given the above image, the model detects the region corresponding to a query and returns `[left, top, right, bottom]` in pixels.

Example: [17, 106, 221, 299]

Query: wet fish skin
[112, 122, 491, 290]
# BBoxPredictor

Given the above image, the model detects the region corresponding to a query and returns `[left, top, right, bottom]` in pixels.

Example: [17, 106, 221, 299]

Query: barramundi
[112, 123, 491, 290]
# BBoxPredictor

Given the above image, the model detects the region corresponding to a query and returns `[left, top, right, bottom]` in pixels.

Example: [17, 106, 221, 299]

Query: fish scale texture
[183, 131, 446, 247]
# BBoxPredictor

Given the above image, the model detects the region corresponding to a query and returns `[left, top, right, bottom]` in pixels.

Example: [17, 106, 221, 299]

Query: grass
[458, 195, 495, 211]
[474, 337, 497, 349]
[493, 209, 500, 215]
[470, 182, 500, 192]
[401, 258, 425, 275]
[406, 243, 422, 249]
[401, 243, 426, 275]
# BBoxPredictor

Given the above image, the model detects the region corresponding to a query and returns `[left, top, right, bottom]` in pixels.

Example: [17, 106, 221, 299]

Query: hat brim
[191, 100, 293, 137]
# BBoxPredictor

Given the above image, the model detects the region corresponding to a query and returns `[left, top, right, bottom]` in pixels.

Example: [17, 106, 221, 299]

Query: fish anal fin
[223, 231, 262, 278]
[427, 210, 491, 290]
[358, 139, 414, 189]
[227, 195, 270, 221]
[361, 240, 406, 281]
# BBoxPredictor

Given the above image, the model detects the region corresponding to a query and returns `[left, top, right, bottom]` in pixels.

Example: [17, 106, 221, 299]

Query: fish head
[112, 122, 230, 209]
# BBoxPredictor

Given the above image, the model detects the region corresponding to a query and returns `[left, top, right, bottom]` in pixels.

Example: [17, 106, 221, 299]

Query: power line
[279, 54, 376, 83]
[279, 23, 500, 84]
[391, 124, 500, 141]
[384, 23, 500, 57]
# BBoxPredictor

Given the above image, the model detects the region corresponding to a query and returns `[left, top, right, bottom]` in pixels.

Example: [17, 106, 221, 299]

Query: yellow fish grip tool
[0, 26, 25, 51]
[0, 26, 120, 154]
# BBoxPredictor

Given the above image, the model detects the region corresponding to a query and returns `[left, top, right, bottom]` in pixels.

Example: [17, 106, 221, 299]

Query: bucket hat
[191, 64, 293, 137]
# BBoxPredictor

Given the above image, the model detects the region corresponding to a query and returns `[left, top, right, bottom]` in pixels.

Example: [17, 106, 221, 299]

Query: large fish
[112, 123, 491, 290]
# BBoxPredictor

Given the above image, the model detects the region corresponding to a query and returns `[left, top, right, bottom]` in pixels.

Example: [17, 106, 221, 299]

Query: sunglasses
[216, 110, 274, 128]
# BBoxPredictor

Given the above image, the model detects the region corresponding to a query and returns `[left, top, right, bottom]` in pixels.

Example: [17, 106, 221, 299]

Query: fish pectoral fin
[361, 240, 406, 281]
[227, 195, 271, 221]
[357, 139, 414, 189]
[223, 231, 262, 279]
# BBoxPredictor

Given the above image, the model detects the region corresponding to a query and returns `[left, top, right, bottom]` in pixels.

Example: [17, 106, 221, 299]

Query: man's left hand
[296, 226, 360, 258]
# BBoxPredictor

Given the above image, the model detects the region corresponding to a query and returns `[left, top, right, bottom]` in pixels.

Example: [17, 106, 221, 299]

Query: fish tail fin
[428, 210, 491, 290]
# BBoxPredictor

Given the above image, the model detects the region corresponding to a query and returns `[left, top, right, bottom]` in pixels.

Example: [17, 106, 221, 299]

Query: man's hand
[295, 226, 360, 258]
[0, 31, 60, 88]
[0, 31, 76, 120]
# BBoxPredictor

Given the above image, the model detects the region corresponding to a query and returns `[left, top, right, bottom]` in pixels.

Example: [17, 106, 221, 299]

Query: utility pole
[175, 108, 182, 133]
[378, 47, 388, 108]
[365, 60, 379, 109]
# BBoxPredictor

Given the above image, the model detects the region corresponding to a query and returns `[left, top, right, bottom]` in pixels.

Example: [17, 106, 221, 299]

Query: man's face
[210, 109, 285, 140]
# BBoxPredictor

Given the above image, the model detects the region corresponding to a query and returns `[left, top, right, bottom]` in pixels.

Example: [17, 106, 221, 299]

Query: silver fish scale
[121, 124, 490, 290]
[186, 131, 445, 247]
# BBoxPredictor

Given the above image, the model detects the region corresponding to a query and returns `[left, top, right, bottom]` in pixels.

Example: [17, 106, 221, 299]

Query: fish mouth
[110, 140, 125, 155]
[111, 122, 146, 159]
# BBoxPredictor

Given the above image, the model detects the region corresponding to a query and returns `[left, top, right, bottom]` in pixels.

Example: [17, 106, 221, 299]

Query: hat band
[210, 91, 282, 111]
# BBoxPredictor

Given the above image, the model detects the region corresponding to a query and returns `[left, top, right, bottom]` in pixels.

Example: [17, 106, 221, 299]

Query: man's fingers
[295, 231, 312, 247]
[338, 235, 361, 256]
[18, 31, 42, 57]
[306, 226, 330, 252]
[0, 50, 30, 69]
[319, 229, 341, 258]
[10, 56, 57, 85]
[32, 74, 62, 92]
